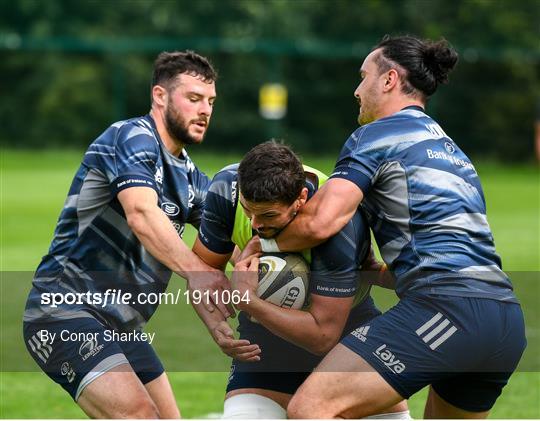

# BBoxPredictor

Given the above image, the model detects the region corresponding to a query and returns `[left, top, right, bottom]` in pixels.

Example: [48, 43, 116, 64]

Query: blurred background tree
[1, 0, 539, 160]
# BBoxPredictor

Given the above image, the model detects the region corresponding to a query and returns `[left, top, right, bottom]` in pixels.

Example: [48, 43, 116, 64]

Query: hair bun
[423, 39, 459, 84]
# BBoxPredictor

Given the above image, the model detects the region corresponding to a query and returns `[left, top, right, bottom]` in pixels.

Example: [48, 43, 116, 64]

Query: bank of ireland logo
[444, 141, 456, 154]
[79, 338, 104, 362]
[162, 202, 180, 216]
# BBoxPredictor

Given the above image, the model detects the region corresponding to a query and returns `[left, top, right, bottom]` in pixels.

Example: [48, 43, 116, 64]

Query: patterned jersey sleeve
[309, 210, 370, 297]
[330, 125, 387, 195]
[110, 123, 161, 196]
[187, 166, 211, 230]
[197, 167, 238, 254]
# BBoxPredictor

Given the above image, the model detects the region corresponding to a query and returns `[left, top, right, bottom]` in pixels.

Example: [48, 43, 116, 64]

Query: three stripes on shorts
[27, 333, 52, 364]
[416, 312, 457, 350]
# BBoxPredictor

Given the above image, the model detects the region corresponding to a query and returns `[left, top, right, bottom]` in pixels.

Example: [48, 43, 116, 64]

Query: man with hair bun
[248, 35, 526, 418]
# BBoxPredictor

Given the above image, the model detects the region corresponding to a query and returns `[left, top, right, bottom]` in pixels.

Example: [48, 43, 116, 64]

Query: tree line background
[1, 0, 539, 161]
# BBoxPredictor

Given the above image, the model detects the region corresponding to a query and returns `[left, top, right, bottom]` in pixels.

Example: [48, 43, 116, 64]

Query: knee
[287, 392, 324, 419]
[121, 398, 160, 419]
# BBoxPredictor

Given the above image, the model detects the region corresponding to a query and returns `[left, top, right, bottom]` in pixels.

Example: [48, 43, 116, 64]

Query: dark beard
[165, 102, 199, 146]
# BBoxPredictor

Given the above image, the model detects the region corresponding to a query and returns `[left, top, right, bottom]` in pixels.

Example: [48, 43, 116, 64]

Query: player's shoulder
[114, 115, 155, 140]
[347, 108, 431, 155]
[92, 115, 159, 155]
[208, 163, 239, 200]
[213, 163, 239, 182]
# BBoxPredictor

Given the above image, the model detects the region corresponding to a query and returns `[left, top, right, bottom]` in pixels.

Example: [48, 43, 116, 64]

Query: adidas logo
[416, 312, 458, 350]
[351, 325, 370, 342]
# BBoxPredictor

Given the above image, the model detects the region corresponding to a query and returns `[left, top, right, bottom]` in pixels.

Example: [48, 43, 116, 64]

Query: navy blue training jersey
[24, 114, 210, 331]
[198, 164, 372, 303]
[331, 106, 516, 302]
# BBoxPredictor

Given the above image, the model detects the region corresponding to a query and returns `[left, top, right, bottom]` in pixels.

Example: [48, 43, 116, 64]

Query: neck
[378, 96, 425, 120]
[149, 109, 184, 156]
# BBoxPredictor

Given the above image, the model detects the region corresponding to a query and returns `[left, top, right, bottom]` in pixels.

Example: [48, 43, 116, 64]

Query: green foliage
[1, 0, 539, 159]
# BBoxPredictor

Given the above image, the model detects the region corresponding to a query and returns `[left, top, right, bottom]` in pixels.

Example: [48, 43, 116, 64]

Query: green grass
[1, 149, 539, 418]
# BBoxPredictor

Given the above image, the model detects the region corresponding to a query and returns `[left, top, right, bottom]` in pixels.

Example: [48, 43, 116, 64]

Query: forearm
[240, 297, 336, 355]
[128, 206, 203, 276]
[191, 299, 226, 332]
[273, 179, 363, 252]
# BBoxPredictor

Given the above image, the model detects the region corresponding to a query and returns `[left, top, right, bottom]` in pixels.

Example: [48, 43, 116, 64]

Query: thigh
[77, 364, 158, 418]
[288, 344, 404, 419]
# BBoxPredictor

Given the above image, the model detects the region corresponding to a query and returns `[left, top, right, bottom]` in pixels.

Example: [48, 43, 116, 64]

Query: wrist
[236, 290, 261, 312]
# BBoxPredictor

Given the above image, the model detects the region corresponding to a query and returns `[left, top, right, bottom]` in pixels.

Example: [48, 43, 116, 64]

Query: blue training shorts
[23, 317, 164, 401]
[227, 296, 381, 395]
[341, 293, 526, 412]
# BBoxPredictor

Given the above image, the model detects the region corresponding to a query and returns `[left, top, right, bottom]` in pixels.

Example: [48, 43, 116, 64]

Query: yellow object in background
[259, 83, 287, 120]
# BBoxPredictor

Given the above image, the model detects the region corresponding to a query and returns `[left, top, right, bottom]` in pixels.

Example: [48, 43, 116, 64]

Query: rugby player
[251, 36, 527, 418]
[192, 141, 409, 419]
[23, 51, 231, 418]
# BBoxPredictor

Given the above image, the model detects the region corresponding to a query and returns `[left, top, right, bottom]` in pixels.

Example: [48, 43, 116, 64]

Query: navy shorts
[341, 293, 526, 412]
[23, 317, 164, 401]
[227, 296, 381, 395]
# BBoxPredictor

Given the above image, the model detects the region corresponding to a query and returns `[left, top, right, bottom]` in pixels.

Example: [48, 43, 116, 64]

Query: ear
[296, 187, 309, 208]
[382, 68, 400, 92]
[152, 85, 168, 107]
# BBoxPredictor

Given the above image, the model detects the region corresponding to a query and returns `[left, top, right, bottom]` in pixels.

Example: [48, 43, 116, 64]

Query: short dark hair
[373, 35, 458, 98]
[152, 50, 217, 91]
[238, 140, 306, 205]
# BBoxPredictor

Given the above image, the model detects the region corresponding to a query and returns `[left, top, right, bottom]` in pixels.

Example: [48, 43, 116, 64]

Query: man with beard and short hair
[23, 51, 234, 418]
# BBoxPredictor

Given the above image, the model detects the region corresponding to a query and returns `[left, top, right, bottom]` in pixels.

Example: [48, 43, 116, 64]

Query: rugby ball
[257, 252, 309, 310]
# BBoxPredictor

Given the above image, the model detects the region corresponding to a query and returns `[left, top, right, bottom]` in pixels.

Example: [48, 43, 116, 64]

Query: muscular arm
[118, 187, 207, 275]
[193, 237, 232, 271]
[274, 178, 364, 252]
[238, 292, 354, 356]
[118, 186, 232, 317]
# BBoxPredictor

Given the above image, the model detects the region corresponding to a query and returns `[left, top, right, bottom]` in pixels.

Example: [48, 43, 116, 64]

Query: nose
[251, 216, 263, 231]
[354, 86, 361, 99]
[199, 100, 212, 116]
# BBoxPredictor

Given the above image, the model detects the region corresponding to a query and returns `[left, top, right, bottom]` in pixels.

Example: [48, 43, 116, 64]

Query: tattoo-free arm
[274, 178, 364, 251]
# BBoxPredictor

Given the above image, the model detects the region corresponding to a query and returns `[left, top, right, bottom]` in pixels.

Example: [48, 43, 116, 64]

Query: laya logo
[372, 344, 406, 374]
[444, 141, 456, 154]
[162, 202, 180, 216]
[79, 338, 104, 362]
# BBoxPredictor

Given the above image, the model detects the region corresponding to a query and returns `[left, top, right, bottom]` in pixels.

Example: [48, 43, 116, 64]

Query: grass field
[1, 149, 539, 418]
